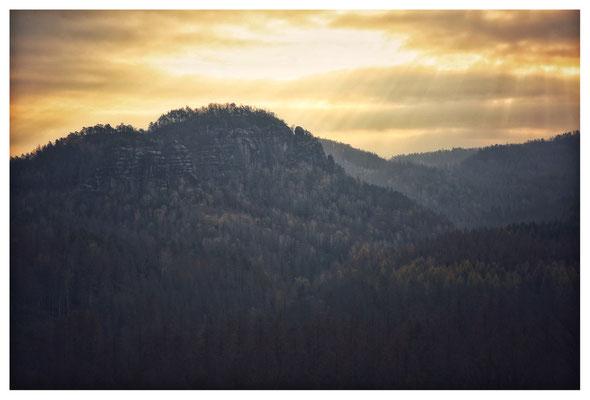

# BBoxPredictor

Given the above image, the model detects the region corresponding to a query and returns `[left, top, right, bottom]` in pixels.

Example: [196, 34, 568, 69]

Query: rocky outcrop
[82, 140, 198, 192]
[82, 111, 331, 192]
[178, 126, 329, 178]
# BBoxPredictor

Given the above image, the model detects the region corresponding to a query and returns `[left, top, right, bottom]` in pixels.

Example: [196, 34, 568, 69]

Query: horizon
[12, 102, 579, 160]
[10, 10, 580, 158]
[321, 128, 580, 158]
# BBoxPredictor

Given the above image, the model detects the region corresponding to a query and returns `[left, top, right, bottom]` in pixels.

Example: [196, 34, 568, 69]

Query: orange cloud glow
[10, 10, 580, 157]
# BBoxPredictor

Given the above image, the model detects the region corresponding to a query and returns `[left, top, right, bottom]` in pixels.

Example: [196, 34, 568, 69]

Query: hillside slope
[11, 104, 450, 388]
[320, 132, 579, 227]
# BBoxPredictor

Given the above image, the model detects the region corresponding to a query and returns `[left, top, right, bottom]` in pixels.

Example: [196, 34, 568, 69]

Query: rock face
[175, 126, 329, 177]
[83, 140, 198, 192]
[81, 108, 331, 192]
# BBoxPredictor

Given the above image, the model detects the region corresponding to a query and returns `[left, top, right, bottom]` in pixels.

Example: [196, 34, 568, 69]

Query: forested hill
[12, 104, 448, 249]
[10, 104, 579, 389]
[11, 104, 448, 387]
[320, 132, 580, 227]
[11, 104, 451, 302]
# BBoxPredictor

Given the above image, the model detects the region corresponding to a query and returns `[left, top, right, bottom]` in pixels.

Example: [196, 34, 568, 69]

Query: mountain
[320, 132, 580, 227]
[10, 104, 579, 389]
[11, 104, 449, 388]
[12, 104, 448, 252]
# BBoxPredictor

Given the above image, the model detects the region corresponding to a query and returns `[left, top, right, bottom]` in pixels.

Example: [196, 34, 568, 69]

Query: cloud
[330, 10, 579, 72]
[10, 64, 579, 157]
[276, 66, 579, 103]
[9, 10, 580, 158]
[332, 10, 579, 43]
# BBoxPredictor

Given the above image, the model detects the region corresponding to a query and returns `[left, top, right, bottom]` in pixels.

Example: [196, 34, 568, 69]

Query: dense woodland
[11, 104, 579, 389]
[320, 132, 580, 228]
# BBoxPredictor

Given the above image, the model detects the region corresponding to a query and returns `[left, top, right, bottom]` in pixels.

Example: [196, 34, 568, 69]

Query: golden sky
[10, 10, 580, 158]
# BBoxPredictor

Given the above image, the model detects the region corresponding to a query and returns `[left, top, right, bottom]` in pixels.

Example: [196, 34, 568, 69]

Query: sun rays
[10, 10, 580, 158]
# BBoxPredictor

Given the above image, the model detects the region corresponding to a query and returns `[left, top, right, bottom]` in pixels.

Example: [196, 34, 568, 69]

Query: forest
[10, 104, 579, 389]
[320, 132, 579, 228]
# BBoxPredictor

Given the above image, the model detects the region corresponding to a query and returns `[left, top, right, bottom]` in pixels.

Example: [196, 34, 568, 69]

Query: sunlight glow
[10, 10, 580, 158]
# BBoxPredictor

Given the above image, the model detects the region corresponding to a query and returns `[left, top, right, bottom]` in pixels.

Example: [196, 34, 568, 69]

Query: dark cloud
[330, 10, 579, 68]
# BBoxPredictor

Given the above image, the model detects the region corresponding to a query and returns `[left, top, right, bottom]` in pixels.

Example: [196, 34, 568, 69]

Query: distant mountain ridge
[390, 147, 478, 168]
[320, 131, 579, 227]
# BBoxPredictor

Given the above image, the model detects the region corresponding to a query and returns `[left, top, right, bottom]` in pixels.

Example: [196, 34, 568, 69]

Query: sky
[10, 10, 580, 158]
